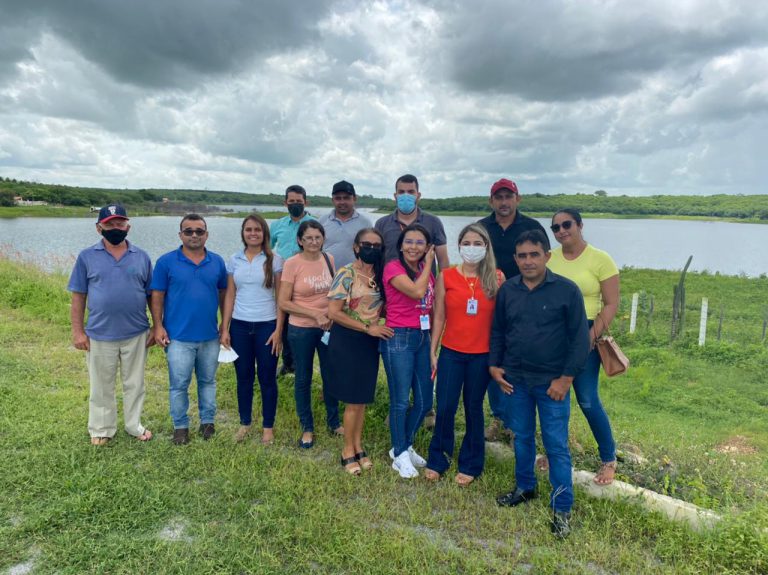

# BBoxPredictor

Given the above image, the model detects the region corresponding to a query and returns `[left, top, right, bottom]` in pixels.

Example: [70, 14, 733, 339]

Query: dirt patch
[714, 435, 758, 455]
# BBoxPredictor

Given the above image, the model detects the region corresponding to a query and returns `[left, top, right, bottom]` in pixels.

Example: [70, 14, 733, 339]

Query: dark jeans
[230, 318, 278, 427]
[508, 376, 573, 513]
[287, 324, 340, 432]
[573, 320, 616, 463]
[380, 327, 433, 457]
[427, 347, 489, 477]
[280, 313, 294, 370]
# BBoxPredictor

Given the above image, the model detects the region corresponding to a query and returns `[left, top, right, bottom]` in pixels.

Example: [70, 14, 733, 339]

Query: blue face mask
[396, 193, 417, 214]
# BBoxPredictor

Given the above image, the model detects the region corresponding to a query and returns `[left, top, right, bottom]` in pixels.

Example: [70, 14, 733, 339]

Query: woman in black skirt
[327, 228, 394, 475]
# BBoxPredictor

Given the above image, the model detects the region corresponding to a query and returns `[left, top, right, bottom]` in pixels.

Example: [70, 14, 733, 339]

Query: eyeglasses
[181, 228, 207, 236]
[359, 242, 382, 249]
[301, 236, 324, 243]
[550, 220, 575, 233]
[402, 239, 426, 247]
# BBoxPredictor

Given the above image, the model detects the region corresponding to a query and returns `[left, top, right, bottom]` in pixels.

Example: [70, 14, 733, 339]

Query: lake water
[1, 209, 766, 277]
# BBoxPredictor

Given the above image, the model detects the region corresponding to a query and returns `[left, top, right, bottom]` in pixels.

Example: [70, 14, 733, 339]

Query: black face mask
[101, 228, 128, 246]
[358, 246, 382, 265]
[287, 204, 304, 218]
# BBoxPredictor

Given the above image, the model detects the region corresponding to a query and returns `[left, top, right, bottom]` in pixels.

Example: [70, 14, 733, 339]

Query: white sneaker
[388, 446, 427, 468]
[391, 450, 419, 478]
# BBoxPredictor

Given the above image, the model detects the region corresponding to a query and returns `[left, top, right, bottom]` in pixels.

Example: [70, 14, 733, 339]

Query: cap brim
[99, 215, 129, 223]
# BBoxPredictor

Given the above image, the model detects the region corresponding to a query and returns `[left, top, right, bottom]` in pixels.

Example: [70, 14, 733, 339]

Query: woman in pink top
[380, 223, 436, 479]
[278, 220, 342, 449]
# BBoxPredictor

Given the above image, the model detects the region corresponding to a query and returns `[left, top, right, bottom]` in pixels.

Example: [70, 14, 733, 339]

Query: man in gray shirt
[319, 180, 372, 269]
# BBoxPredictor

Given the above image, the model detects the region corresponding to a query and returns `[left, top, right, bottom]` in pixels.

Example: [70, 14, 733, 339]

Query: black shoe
[297, 437, 314, 449]
[496, 487, 537, 507]
[199, 423, 215, 440]
[172, 428, 190, 445]
[278, 364, 295, 376]
[551, 511, 571, 538]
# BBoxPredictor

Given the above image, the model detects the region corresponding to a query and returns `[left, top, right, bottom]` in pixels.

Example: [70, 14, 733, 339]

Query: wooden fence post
[671, 256, 693, 341]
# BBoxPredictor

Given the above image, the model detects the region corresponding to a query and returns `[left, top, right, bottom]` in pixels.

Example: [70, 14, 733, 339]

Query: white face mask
[459, 245, 486, 264]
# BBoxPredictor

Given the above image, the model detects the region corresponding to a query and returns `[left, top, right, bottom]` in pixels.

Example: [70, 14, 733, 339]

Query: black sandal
[341, 455, 361, 475]
[354, 451, 373, 470]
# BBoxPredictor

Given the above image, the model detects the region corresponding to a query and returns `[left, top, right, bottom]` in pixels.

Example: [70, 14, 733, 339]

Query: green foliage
[2, 258, 768, 574]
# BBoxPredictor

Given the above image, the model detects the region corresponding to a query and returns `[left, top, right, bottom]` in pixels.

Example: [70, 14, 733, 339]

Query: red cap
[490, 178, 518, 196]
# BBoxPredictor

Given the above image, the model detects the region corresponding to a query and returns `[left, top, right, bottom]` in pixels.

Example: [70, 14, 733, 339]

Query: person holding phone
[380, 223, 435, 478]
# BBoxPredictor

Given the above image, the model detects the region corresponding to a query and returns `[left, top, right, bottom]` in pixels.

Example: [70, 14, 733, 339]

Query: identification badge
[419, 314, 431, 331]
[466, 298, 478, 316]
[321, 331, 331, 345]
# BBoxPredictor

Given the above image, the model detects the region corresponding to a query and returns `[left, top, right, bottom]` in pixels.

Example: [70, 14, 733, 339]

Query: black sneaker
[551, 511, 571, 539]
[278, 364, 295, 377]
[199, 423, 215, 440]
[496, 487, 537, 507]
[172, 428, 190, 445]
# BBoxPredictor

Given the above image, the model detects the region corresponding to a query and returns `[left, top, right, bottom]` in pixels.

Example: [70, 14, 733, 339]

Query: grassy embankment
[1, 258, 767, 574]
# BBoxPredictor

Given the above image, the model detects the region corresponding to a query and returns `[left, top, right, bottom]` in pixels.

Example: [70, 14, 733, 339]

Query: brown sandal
[454, 473, 475, 487]
[341, 455, 361, 476]
[424, 468, 441, 481]
[594, 461, 617, 485]
[90, 437, 111, 446]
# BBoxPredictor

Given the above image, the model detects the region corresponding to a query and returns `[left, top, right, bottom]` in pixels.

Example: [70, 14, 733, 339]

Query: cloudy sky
[1, 0, 767, 198]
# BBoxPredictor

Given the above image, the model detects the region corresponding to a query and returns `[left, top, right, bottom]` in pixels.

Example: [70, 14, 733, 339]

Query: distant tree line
[1, 177, 766, 219]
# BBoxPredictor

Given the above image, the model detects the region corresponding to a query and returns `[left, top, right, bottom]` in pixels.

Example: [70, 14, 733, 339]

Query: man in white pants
[68, 203, 154, 445]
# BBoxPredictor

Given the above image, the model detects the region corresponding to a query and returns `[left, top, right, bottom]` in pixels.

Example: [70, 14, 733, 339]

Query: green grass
[1, 259, 767, 574]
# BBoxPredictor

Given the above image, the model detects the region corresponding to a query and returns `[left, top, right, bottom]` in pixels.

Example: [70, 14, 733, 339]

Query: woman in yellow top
[548, 208, 619, 485]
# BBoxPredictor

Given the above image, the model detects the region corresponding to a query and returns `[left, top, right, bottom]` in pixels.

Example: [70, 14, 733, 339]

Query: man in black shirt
[489, 230, 589, 538]
[478, 179, 546, 441]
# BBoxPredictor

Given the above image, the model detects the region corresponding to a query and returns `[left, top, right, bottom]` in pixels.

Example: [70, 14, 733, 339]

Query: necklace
[460, 264, 477, 295]
[354, 264, 377, 289]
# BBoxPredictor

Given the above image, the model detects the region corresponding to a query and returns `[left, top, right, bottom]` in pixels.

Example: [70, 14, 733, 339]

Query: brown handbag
[594, 316, 629, 377]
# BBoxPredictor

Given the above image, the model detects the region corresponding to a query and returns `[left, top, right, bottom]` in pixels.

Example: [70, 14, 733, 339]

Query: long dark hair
[353, 228, 385, 293]
[396, 223, 432, 281]
[240, 213, 275, 289]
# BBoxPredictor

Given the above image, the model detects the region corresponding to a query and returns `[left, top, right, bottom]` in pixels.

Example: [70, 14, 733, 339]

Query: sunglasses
[550, 220, 575, 233]
[181, 228, 207, 237]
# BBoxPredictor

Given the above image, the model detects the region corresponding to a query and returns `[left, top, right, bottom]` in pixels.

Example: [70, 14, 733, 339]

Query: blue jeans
[573, 332, 616, 463]
[507, 376, 573, 513]
[287, 325, 340, 432]
[380, 327, 433, 457]
[427, 347, 489, 477]
[230, 319, 278, 428]
[166, 338, 219, 429]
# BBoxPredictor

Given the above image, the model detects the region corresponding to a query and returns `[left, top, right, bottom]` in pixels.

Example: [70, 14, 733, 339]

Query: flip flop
[455, 473, 475, 487]
[594, 461, 617, 485]
[135, 430, 153, 442]
[354, 451, 373, 470]
[424, 468, 441, 481]
[90, 437, 111, 446]
[341, 455, 361, 476]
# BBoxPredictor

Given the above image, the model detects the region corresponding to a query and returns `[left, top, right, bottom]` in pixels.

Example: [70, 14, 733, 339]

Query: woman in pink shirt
[380, 223, 436, 479]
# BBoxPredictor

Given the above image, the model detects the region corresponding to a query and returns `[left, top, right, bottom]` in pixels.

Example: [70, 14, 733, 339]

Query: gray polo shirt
[319, 209, 373, 269]
[67, 240, 152, 341]
[374, 208, 447, 263]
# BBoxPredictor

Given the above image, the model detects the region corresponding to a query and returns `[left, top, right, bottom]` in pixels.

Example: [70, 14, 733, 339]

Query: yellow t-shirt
[547, 244, 619, 319]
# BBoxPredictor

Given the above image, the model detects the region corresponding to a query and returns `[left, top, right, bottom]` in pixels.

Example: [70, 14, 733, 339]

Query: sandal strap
[341, 455, 359, 466]
[354, 451, 368, 460]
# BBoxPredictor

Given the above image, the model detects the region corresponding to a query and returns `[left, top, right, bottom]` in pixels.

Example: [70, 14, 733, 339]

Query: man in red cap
[478, 179, 547, 442]
[68, 203, 154, 445]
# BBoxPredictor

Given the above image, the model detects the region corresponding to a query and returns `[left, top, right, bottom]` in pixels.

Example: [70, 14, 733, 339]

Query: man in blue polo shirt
[270, 184, 315, 375]
[151, 214, 228, 445]
[68, 203, 154, 446]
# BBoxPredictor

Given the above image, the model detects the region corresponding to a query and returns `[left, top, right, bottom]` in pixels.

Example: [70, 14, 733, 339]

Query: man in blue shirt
[68, 203, 154, 446]
[319, 180, 372, 269]
[151, 214, 228, 445]
[270, 184, 316, 375]
[489, 229, 589, 538]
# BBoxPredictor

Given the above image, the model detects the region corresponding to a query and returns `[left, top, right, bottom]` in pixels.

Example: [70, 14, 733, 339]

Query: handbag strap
[322, 252, 335, 278]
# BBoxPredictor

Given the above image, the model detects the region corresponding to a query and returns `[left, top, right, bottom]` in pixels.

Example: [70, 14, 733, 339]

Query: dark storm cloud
[439, 0, 768, 101]
[0, 0, 335, 88]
